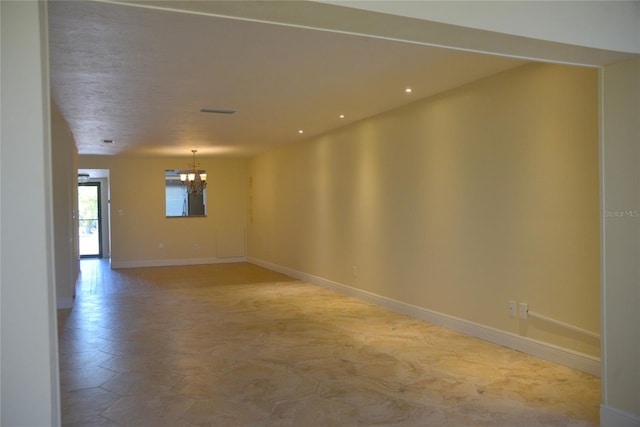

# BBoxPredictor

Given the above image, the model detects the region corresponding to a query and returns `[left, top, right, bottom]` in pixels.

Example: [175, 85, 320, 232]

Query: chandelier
[180, 150, 207, 195]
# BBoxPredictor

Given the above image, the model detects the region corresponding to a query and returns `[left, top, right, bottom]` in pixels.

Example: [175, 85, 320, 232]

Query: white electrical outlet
[519, 303, 529, 319]
[508, 300, 517, 317]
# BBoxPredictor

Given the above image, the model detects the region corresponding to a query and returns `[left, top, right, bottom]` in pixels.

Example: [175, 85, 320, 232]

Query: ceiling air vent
[200, 107, 236, 114]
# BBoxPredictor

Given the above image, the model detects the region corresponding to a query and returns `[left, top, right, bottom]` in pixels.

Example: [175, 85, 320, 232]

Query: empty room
[1, 1, 638, 426]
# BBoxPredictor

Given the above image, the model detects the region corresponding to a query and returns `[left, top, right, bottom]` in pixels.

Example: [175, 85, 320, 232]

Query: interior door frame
[78, 181, 102, 258]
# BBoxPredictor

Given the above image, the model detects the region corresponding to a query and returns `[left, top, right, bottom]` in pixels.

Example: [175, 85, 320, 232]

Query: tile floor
[58, 260, 600, 426]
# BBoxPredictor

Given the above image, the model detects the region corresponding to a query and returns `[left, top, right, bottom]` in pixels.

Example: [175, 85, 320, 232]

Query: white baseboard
[111, 256, 247, 269]
[56, 296, 74, 309]
[601, 405, 640, 427]
[249, 257, 601, 377]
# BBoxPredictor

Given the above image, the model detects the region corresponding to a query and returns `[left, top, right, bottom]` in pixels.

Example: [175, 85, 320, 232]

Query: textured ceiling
[48, 1, 527, 157]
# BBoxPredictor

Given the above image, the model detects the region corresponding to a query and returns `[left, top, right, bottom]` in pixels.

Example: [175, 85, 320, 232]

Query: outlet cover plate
[508, 300, 517, 317]
[519, 303, 529, 319]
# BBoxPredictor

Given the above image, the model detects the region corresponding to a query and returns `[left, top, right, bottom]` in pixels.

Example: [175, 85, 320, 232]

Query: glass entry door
[78, 182, 102, 258]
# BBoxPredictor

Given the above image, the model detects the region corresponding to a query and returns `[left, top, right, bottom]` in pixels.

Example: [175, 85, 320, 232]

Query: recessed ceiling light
[102, 139, 114, 144]
[339, 114, 345, 119]
[405, 87, 413, 93]
[298, 130, 304, 134]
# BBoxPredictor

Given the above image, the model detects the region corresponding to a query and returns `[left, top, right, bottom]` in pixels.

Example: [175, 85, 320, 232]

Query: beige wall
[79, 155, 248, 267]
[249, 63, 600, 357]
[51, 103, 79, 308]
[600, 58, 640, 421]
[0, 1, 60, 425]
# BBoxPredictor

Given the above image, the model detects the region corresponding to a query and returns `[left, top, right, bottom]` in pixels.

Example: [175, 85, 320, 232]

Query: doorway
[78, 182, 102, 258]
